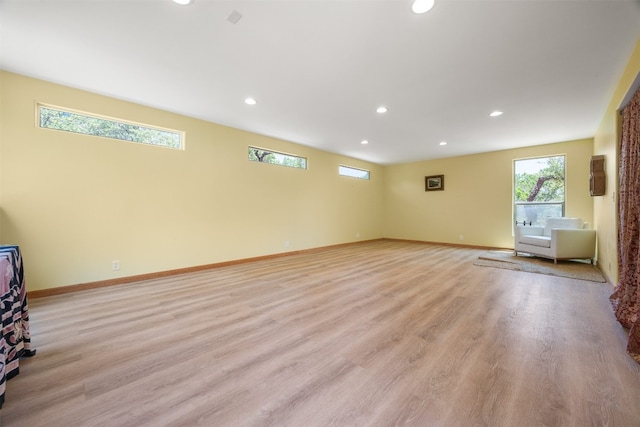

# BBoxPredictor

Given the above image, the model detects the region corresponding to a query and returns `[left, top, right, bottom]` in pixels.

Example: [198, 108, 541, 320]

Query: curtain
[611, 85, 640, 363]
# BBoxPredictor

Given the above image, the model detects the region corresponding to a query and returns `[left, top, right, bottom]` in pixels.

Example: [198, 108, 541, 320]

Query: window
[38, 104, 183, 149]
[339, 165, 370, 180]
[248, 146, 307, 169]
[514, 155, 565, 226]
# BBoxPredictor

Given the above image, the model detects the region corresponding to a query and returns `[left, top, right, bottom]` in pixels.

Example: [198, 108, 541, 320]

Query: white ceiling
[1, 0, 639, 165]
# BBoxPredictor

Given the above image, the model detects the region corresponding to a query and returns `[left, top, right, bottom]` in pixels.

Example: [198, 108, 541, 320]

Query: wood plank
[2, 240, 639, 426]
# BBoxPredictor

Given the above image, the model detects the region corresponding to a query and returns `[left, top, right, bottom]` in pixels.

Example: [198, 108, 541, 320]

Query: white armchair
[514, 217, 596, 264]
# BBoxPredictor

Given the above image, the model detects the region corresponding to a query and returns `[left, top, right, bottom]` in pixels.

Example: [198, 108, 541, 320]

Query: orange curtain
[611, 86, 640, 363]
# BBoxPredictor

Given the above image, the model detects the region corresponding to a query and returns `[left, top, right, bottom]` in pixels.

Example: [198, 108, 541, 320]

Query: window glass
[248, 146, 307, 169]
[514, 155, 565, 226]
[339, 165, 370, 180]
[39, 104, 183, 149]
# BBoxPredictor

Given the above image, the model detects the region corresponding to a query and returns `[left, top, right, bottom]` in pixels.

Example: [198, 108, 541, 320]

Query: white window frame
[339, 165, 370, 180]
[37, 103, 184, 150]
[248, 146, 307, 169]
[513, 155, 565, 227]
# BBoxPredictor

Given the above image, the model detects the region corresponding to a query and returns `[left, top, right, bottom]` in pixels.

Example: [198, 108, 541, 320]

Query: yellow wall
[0, 72, 384, 291]
[384, 139, 594, 249]
[593, 38, 640, 285]
[5, 35, 640, 293]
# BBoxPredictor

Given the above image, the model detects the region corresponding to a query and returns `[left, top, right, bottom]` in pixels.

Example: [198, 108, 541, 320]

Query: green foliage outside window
[514, 156, 565, 225]
[514, 156, 565, 202]
[248, 146, 307, 169]
[39, 105, 182, 149]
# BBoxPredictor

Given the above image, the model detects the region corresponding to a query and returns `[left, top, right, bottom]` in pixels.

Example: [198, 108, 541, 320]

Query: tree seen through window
[514, 155, 565, 226]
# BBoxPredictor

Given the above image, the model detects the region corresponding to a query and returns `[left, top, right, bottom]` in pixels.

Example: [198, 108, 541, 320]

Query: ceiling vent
[227, 10, 242, 24]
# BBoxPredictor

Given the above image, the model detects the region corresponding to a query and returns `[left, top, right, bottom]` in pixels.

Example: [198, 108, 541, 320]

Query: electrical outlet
[112, 260, 120, 271]
[356, 232, 360, 238]
[458, 235, 464, 241]
[284, 240, 290, 248]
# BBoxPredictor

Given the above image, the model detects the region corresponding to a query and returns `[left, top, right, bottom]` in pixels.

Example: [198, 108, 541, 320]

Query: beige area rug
[473, 251, 607, 283]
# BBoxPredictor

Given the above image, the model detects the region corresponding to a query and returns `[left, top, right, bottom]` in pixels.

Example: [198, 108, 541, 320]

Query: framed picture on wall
[425, 175, 444, 191]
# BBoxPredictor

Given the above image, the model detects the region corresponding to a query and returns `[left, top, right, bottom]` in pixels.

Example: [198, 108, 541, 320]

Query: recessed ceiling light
[489, 111, 503, 117]
[412, 0, 435, 14]
[244, 98, 257, 105]
[361, 140, 369, 145]
[439, 141, 447, 146]
[376, 106, 388, 114]
[172, 0, 193, 5]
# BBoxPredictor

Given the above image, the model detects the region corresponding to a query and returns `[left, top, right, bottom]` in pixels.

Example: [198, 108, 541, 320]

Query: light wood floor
[2, 240, 640, 426]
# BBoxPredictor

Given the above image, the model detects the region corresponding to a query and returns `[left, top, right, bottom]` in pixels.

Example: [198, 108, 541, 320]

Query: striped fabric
[0, 245, 34, 409]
